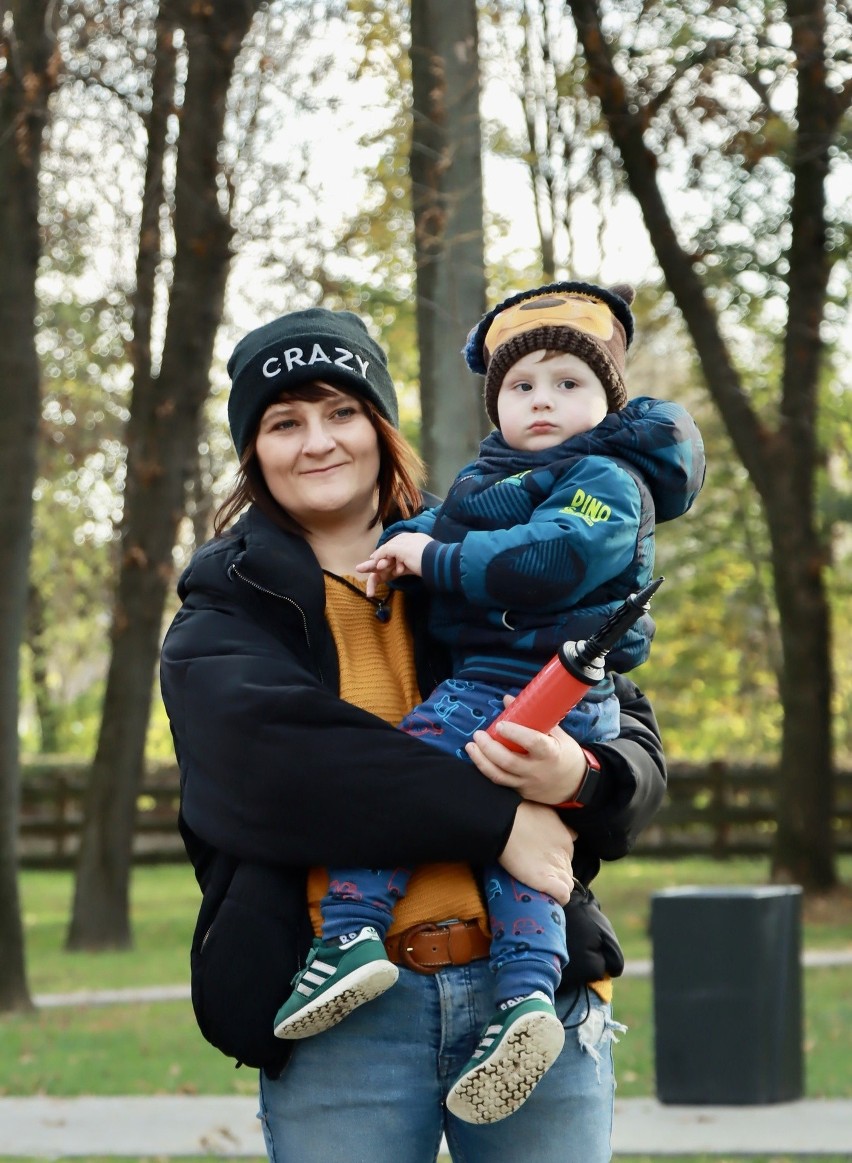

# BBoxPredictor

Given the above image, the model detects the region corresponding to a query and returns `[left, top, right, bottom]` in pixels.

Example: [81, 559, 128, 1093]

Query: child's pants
[322, 677, 619, 1004]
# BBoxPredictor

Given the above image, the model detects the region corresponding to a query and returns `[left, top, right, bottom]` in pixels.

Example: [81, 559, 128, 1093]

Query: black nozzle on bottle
[574, 576, 665, 667]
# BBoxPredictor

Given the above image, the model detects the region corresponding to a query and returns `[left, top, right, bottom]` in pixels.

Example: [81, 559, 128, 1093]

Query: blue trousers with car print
[322, 677, 619, 1004]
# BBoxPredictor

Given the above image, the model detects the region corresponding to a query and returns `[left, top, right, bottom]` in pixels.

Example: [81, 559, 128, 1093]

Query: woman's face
[254, 385, 381, 530]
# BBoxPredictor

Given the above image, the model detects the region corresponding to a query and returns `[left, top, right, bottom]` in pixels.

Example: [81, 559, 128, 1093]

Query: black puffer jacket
[159, 505, 667, 1073]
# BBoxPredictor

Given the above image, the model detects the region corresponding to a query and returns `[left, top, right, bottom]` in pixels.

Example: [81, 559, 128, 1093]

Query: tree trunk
[0, 0, 59, 1010]
[770, 0, 836, 885]
[568, 0, 840, 889]
[129, 0, 178, 405]
[67, 0, 261, 950]
[27, 583, 63, 754]
[409, 0, 488, 495]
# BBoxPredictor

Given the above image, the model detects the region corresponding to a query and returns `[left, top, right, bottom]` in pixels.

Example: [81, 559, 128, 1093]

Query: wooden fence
[18, 760, 185, 869]
[16, 758, 852, 869]
[638, 761, 852, 857]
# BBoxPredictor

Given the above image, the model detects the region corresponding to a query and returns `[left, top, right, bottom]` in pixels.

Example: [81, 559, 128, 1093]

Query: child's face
[496, 350, 609, 450]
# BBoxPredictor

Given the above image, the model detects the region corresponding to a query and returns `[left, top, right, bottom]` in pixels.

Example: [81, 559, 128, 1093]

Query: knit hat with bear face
[226, 307, 399, 456]
[463, 281, 636, 427]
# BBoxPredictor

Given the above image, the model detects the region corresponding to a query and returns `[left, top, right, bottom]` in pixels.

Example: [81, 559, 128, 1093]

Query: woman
[159, 306, 666, 1163]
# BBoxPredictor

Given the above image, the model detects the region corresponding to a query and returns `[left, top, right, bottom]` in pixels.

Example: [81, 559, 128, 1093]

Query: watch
[556, 748, 602, 809]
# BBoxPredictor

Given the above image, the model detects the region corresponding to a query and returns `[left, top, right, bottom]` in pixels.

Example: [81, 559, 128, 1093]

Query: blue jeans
[257, 959, 623, 1162]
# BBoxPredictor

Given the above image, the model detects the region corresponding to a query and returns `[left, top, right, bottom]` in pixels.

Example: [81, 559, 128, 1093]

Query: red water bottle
[486, 577, 664, 753]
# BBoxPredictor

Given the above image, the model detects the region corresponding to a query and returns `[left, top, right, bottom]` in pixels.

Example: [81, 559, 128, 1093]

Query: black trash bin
[651, 885, 803, 1104]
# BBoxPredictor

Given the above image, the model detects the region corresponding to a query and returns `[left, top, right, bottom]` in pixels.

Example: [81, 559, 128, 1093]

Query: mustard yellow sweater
[308, 575, 489, 938]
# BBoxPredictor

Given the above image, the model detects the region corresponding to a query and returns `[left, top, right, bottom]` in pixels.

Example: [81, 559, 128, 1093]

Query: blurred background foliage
[15, 0, 852, 769]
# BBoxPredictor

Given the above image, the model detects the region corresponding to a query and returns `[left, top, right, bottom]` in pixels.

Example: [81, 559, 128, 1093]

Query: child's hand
[356, 533, 433, 597]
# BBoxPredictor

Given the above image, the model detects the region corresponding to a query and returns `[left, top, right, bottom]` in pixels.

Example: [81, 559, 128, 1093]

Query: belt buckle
[399, 922, 444, 975]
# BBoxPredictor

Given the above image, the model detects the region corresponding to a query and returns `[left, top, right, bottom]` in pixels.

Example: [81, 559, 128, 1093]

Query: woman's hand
[465, 696, 588, 805]
[498, 801, 576, 904]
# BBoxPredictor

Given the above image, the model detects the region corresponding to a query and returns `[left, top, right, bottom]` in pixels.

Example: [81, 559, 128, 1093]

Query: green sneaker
[446, 992, 565, 1124]
[273, 926, 398, 1040]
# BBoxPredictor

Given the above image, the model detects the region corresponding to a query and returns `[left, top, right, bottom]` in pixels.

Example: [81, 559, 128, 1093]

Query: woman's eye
[333, 406, 357, 419]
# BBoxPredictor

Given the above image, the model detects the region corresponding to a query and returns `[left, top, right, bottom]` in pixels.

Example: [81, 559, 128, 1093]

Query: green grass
[20, 867, 196, 994]
[1, 857, 849, 1103]
[0, 998, 256, 1096]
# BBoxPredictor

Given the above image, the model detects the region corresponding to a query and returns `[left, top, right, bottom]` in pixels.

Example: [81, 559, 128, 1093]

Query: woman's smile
[300, 461, 348, 475]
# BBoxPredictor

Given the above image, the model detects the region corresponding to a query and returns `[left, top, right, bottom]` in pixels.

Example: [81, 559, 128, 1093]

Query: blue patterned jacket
[382, 396, 705, 685]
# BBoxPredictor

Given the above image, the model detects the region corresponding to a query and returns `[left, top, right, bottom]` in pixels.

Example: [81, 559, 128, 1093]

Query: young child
[273, 281, 705, 1123]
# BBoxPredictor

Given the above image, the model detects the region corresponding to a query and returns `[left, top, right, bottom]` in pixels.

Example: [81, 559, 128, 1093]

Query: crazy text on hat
[261, 344, 370, 379]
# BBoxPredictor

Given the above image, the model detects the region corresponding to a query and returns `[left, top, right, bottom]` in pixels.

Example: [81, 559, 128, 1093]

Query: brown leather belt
[385, 919, 491, 975]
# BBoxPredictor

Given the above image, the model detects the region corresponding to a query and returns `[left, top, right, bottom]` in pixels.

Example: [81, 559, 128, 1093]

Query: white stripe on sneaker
[297, 962, 337, 996]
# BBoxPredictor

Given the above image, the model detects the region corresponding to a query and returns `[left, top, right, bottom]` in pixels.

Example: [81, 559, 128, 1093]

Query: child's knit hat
[464, 281, 636, 426]
[226, 307, 399, 456]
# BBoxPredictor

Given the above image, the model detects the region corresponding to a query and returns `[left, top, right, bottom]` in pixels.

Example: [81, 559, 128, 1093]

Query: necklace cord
[322, 570, 392, 623]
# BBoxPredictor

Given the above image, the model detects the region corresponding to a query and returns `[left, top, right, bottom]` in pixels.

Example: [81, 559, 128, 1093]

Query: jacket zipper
[228, 563, 322, 683]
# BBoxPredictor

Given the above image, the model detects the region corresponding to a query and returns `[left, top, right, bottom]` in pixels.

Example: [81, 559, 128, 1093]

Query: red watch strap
[581, 747, 602, 771]
[555, 748, 602, 809]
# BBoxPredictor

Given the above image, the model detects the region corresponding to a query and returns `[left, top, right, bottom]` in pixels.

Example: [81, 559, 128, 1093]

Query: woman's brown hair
[213, 383, 425, 537]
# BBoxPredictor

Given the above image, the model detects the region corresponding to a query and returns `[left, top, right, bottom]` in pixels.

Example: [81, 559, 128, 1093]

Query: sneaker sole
[274, 959, 399, 1040]
[446, 1011, 565, 1124]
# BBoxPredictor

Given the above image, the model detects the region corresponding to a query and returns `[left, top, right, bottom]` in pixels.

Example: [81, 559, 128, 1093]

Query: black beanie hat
[226, 307, 399, 456]
[463, 281, 636, 427]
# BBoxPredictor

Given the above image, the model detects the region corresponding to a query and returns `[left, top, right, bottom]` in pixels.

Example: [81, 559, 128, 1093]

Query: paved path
[0, 1094, 850, 1156]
